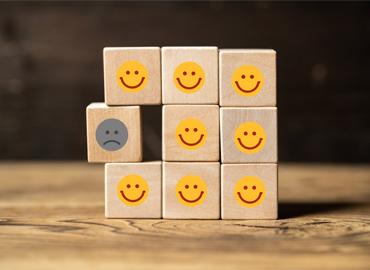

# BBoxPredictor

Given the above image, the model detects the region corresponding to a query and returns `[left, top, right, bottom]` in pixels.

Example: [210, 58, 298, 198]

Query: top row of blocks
[104, 47, 276, 106]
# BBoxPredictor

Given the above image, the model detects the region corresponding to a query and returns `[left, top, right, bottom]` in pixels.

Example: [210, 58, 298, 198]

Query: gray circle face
[96, 118, 128, 151]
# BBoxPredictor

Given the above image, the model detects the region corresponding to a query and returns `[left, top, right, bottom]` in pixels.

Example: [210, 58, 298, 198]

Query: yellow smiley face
[175, 118, 207, 150]
[232, 65, 264, 97]
[176, 175, 207, 207]
[116, 174, 149, 206]
[234, 176, 266, 208]
[116, 60, 148, 92]
[234, 122, 266, 154]
[173, 61, 205, 93]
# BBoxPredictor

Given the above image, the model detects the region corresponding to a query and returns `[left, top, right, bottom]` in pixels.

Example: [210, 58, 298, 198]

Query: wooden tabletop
[0, 162, 369, 270]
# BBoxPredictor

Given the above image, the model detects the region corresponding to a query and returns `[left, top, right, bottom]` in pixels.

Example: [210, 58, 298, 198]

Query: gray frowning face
[95, 118, 128, 151]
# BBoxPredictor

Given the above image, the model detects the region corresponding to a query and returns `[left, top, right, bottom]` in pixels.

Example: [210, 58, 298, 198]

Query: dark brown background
[0, 2, 369, 162]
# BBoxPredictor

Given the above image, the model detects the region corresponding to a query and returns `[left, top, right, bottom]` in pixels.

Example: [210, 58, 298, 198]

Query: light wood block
[163, 162, 220, 219]
[104, 47, 161, 105]
[86, 103, 142, 163]
[219, 49, 276, 107]
[161, 47, 218, 104]
[163, 105, 219, 161]
[220, 107, 277, 163]
[105, 162, 162, 218]
[221, 163, 278, 219]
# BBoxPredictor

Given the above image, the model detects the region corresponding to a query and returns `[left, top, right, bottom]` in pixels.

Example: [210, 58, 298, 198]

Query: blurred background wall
[0, 2, 369, 162]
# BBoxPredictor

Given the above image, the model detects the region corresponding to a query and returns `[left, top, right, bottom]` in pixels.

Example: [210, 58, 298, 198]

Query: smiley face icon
[173, 61, 205, 93]
[234, 176, 266, 207]
[176, 175, 207, 207]
[96, 118, 128, 151]
[175, 118, 207, 150]
[232, 65, 264, 97]
[116, 60, 148, 92]
[234, 122, 266, 154]
[116, 174, 149, 206]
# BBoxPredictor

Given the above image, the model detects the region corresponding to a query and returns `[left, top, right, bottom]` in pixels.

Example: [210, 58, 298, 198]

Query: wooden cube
[105, 162, 162, 218]
[220, 107, 277, 163]
[86, 103, 142, 163]
[163, 105, 219, 161]
[221, 164, 278, 219]
[161, 47, 218, 104]
[219, 49, 276, 107]
[163, 162, 220, 219]
[104, 47, 161, 105]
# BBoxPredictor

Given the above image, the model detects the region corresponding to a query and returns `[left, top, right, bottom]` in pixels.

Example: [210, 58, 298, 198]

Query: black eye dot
[126, 71, 130, 75]
[191, 71, 195, 76]
[135, 70, 139, 75]
[244, 131, 248, 136]
[252, 131, 256, 136]
[250, 74, 254, 79]
[194, 185, 198, 189]
[185, 185, 189, 189]
[127, 184, 131, 188]
[135, 184, 139, 188]
[252, 186, 256, 190]
[183, 71, 187, 76]
[106, 130, 110, 134]
[241, 74, 246, 79]
[193, 128, 198, 132]
[114, 130, 118, 134]
[185, 128, 189, 132]
[244, 185, 248, 190]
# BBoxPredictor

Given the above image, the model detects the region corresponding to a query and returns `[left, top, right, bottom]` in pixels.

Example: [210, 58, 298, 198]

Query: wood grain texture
[163, 162, 220, 219]
[105, 162, 162, 218]
[221, 163, 278, 219]
[0, 162, 369, 269]
[219, 49, 276, 107]
[161, 47, 218, 104]
[103, 47, 161, 105]
[86, 103, 142, 162]
[220, 107, 277, 163]
[163, 105, 220, 161]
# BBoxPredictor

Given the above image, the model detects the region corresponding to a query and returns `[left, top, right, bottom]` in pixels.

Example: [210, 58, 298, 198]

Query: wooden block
[86, 103, 142, 163]
[105, 162, 161, 218]
[163, 105, 219, 161]
[220, 107, 277, 163]
[163, 162, 220, 219]
[161, 47, 218, 104]
[221, 163, 278, 219]
[103, 47, 161, 105]
[219, 49, 276, 107]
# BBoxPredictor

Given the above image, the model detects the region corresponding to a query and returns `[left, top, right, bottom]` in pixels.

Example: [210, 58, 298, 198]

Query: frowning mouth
[179, 134, 204, 146]
[235, 81, 260, 93]
[120, 190, 146, 202]
[237, 138, 263, 150]
[237, 192, 263, 204]
[176, 78, 202, 90]
[120, 77, 145, 89]
[103, 140, 120, 145]
[178, 191, 204, 203]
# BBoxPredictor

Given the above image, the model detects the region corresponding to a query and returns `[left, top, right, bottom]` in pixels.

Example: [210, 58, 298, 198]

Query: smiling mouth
[120, 77, 145, 89]
[235, 81, 261, 93]
[179, 191, 204, 203]
[237, 138, 263, 150]
[120, 190, 146, 203]
[237, 192, 263, 204]
[103, 140, 121, 145]
[176, 77, 202, 90]
[179, 134, 204, 147]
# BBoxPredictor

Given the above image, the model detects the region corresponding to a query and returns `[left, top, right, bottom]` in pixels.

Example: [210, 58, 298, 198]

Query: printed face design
[234, 176, 266, 207]
[234, 122, 266, 154]
[176, 175, 207, 207]
[175, 118, 207, 150]
[173, 61, 205, 93]
[96, 118, 128, 151]
[232, 65, 264, 97]
[116, 175, 149, 206]
[116, 60, 148, 92]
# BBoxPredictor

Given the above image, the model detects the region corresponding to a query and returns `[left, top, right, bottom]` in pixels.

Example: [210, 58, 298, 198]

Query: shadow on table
[278, 202, 366, 219]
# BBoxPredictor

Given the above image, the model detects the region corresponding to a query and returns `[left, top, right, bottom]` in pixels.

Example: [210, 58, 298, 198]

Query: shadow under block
[219, 49, 276, 107]
[162, 105, 220, 161]
[105, 162, 162, 218]
[86, 103, 142, 163]
[161, 47, 218, 104]
[163, 162, 220, 219]
[220, 107, 277, 163]
[103, 47, 161, 105]
[221, 164, 278, 220]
